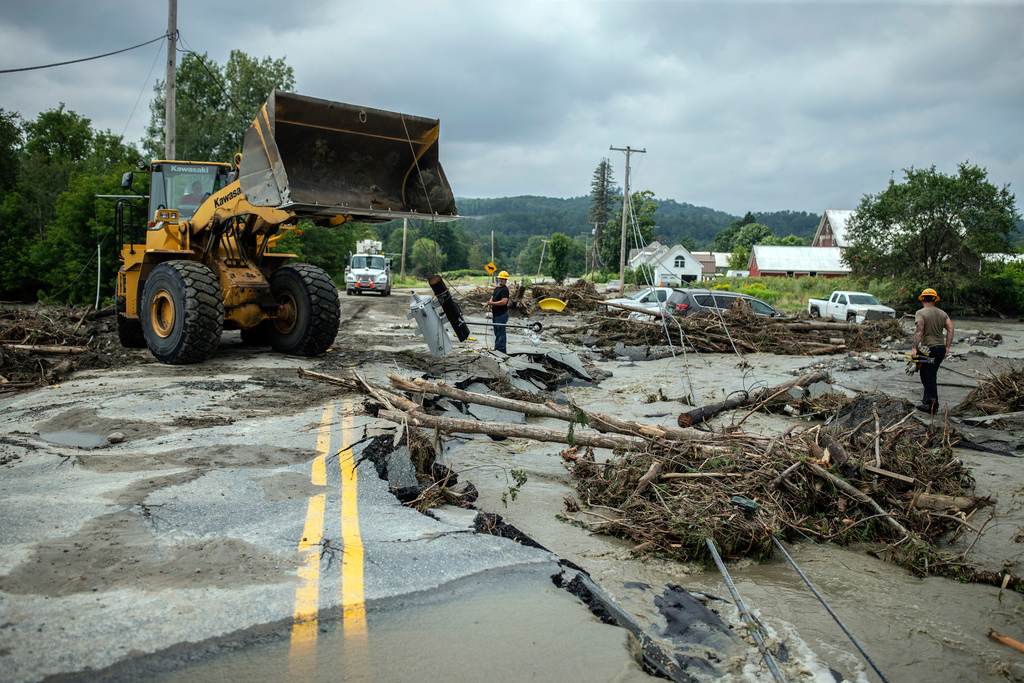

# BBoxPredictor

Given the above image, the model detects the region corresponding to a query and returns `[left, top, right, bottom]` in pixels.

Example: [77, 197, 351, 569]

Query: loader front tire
[268, 264, 340, 356]
[141, 261, 224, 364]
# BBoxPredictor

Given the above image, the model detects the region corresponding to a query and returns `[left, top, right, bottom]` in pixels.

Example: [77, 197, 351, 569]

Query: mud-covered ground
[1, 290, 1022, 682]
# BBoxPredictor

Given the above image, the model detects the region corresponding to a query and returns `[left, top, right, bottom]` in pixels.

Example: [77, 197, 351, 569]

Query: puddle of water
[151, 568, 653, 683]
[39, 430, 108, 449]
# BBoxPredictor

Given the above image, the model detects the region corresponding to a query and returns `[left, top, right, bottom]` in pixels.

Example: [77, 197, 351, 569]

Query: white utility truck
[807, 291, 895, 323]
[344, 240, 392, 296]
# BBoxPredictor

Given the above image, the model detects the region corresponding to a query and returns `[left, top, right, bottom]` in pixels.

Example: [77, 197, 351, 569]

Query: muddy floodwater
[145, 568, 651, 683]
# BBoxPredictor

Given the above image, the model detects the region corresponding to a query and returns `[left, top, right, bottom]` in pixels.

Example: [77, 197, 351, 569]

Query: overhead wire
[120, 37, 166, 139]
[174, 32, 250, 132]
[0, 33, 169, 74]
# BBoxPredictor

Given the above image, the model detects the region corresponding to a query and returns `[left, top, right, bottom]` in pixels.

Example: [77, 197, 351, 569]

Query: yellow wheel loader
[114, 91, 457, 364]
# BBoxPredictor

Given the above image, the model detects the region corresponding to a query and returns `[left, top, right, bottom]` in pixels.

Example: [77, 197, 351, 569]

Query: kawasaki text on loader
[115, 90, 457, 364]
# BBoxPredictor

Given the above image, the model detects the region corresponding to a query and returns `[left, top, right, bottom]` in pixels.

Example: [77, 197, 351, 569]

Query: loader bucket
[239, 91, 457, 221]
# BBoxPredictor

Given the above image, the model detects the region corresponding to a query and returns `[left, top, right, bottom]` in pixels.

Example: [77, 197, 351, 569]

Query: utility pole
[490, 230, 495, 263]
[400, 217, 408, 277]
[536, 239, 549, 279]
[164, 0, 177, 160]
[610, 145, 645, 287]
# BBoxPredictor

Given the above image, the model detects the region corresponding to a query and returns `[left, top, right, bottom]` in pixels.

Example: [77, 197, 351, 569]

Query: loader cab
[148, 161, 232, 220]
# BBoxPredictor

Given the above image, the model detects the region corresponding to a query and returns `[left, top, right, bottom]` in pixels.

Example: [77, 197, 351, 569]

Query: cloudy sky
[1, 1, 1021, 214]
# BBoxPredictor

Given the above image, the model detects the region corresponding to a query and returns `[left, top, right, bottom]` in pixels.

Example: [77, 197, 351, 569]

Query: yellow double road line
[288, 400, 368, 672]
[338, 407, 367, 637]
[288, 403, 334, 659]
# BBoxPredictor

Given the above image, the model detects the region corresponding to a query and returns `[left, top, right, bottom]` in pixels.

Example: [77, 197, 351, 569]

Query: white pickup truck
[807, 291, 896, 323]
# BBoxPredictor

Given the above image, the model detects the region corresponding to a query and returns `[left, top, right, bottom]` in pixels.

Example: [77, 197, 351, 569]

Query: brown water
[443, 436, 1024, 683]
[151, 568, 653, 683]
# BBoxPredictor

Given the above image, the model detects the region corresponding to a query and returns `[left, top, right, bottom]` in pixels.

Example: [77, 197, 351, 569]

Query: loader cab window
[148, 163, 228, 220]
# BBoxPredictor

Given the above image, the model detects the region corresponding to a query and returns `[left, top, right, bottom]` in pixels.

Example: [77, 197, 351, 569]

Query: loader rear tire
[268, 264, 340, 356]
[141, 261, 224, 364]
[115, 296, 146, 348]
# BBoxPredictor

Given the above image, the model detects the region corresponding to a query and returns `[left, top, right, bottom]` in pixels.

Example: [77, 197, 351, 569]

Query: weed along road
[2, 287, 1024, 683]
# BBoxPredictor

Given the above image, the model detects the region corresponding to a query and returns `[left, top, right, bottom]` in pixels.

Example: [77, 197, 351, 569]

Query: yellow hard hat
[497, 271, 510, 280]
[918, 287, 940, 302]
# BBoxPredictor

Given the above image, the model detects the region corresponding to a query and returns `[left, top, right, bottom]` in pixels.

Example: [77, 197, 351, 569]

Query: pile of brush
[560, 306, 905, 356]
[955, 367, 1024, 416]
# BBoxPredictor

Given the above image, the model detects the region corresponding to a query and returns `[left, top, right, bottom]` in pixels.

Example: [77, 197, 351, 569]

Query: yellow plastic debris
[538, 297, 567, 312]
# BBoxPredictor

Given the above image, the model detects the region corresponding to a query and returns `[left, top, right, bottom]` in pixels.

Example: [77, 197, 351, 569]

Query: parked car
[605, 279, 622, 293]
[668, 288, 782, 318]
[807, 291, 895, 323]
[725, 270, 750, 278]
[605, 286, 672, 309]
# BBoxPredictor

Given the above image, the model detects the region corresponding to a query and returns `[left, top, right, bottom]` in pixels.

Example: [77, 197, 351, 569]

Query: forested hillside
[455, 195, 821, 256]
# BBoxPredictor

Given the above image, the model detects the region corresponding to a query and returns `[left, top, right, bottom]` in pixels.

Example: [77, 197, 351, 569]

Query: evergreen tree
[588, 159, 618, 268]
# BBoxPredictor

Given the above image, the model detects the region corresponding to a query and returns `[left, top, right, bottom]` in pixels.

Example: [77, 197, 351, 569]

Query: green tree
[845, 164, 1019, 301]
[277, 222, 375, 280]
[0, 109, 22, 193]
[728, 223, 773, 269]
[713, 211, 757, 252]
[588, 159, 616, 268]
[600, 189, 656, 272]
[516, 235, 546, 275]
[547, 233, 574, 283]
[145, 50, 295, 161]
[411, 237, 445, 276]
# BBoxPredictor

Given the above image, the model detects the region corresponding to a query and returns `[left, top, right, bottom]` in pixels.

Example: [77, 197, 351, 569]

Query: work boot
[916, 401, 936, 414]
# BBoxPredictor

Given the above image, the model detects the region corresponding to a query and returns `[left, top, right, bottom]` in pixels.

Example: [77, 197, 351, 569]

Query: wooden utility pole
[537, 239, 549, 278]
[400, 217, 408, 277]
[164, 0, 177, 160]
[490, 230, 495, 263]
[610, 145, 645, 286]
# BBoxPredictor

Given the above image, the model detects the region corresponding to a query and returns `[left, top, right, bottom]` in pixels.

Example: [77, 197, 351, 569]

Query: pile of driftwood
[458, 280, 600, 315]
[561, 307, 904, 356]
[529, 280, 600, 312]
[302, 368, 1016, 589]
[955, 367, 1024, 416]
[0, 305, 139, 391]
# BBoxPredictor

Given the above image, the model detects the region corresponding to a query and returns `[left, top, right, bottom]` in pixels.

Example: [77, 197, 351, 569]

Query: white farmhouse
[627, 241, 704, 284]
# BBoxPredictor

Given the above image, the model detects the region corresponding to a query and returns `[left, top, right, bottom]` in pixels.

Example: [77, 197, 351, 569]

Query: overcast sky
[1, 1, 1021, 214]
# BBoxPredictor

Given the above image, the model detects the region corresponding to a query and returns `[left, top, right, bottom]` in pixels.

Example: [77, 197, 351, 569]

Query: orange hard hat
[497, 271, 510, 280]
[918, 287, 940, 302]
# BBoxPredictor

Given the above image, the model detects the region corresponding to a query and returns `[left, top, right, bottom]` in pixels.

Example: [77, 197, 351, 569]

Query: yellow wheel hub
[150, 290, 176, 338]
[273, 293, 297, 334]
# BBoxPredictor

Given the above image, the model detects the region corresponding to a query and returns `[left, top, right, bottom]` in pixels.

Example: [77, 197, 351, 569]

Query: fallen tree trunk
[911, 492, 990, 513]
[377, 408, 647, 451]
[807, 462, 912, 539]
[1, 343, 87, 354]
[677, 370, 829, 427]
[389, 374, 702, 443]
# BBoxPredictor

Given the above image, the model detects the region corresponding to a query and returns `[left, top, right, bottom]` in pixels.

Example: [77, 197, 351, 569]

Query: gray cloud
[0, 0, 1020, 214]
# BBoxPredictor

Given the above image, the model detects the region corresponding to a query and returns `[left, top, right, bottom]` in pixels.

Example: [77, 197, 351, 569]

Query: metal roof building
[811, 209, 855, 248]
[748, 245, 850, 277]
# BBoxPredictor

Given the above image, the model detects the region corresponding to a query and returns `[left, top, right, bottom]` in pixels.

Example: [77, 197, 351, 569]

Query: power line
[121, 38, 166, 139]
[175, 33, 249, 128]
[0, 33, 169, 75]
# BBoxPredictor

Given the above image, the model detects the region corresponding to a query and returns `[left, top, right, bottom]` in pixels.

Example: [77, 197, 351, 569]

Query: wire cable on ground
[771, 537, 891, 683]
[705, 538, 788, 683]
[0, 33, 169, 74]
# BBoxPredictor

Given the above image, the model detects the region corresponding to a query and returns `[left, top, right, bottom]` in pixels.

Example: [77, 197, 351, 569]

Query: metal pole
[610, 145, 645, 287]
[771, 537, 890, 683]
[400, 217, 408, 277]
[94, 243, 101, 310]
[490, 229, 495, 263]
[164, 0, 177, 160]
[705, 538, 787, 683]
[536, 239, 548, 278]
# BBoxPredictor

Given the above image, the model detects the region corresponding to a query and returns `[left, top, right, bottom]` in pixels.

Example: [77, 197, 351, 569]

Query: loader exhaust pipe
[239, 91, 457, 222]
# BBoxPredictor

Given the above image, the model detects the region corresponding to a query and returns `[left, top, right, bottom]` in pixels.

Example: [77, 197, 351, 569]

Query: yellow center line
[288, 403, 334, 671]
[338, 402, 368, 638]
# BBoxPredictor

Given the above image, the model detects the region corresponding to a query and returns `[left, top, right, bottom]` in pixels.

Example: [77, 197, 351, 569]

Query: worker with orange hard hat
[485, 271, 511, 353]
[911, 287, 954, 414]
